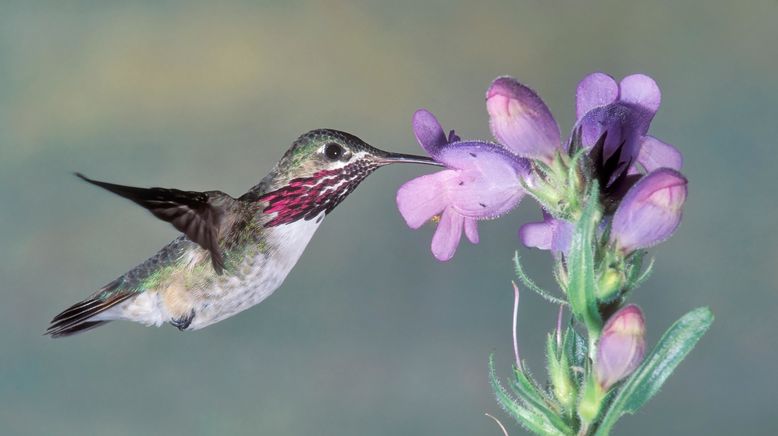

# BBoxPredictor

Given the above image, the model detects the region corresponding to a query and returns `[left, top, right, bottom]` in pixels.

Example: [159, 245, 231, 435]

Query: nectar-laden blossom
[610, 168, 688, 253]
[396, 110, 528, 261]
[595, 305, 647, 390]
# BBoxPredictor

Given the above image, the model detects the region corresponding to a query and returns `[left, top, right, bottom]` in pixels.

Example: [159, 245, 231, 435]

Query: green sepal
[489, 354, 571, 436]
[624, 254, 654, 294]
[514, 252, 569, 306]
[566, 183, 603, 340]
[577, 372, 605, 426]
[564, 325, 588, 374]
[594, 307, 714, 435]
[565, 146, 590, 213]
[532, 158, 555, 180]
[553, 260, 569, 295]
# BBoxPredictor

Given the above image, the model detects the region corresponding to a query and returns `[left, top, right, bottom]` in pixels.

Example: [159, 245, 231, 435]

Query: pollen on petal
[431, 208, 465, 261]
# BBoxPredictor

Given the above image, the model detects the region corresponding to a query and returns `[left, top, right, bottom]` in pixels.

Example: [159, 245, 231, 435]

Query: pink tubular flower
[396, 110, 528, 261]
[595, 304, 647, 390]
[610, 168, 688, 253]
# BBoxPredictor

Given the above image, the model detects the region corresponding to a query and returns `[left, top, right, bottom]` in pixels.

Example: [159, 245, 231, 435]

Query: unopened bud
[610, 169, 687, 253]
[596, 268, 623, 301]
[595, 304, 647, 390]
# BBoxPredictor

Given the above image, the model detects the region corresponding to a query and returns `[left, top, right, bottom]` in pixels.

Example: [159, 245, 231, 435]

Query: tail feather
[46, 280, 134, 338]
[48, 321, 110, 338]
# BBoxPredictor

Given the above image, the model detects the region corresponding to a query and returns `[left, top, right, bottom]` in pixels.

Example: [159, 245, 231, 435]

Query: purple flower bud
[486, 76, 561, 162]
[596, 305, 646, 390]
[610, 169, 688, 253]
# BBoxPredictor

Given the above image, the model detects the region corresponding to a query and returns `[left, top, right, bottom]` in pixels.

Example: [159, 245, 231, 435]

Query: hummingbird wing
[75, 172, 239, 274]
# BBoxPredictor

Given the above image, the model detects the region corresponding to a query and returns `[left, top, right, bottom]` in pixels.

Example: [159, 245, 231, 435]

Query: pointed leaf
[595, 307, 714, 435]
[514, 252, 569, 306]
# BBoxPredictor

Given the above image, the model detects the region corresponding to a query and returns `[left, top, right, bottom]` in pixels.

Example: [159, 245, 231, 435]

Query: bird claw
[170, 310, 195, 331]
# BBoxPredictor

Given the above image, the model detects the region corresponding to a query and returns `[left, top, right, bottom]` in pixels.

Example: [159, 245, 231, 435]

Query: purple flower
[518, 212, 573, 257]
[595, 304, 647, 390]
[610, 168, 688, 253]
[575, 72, 682, 176]
[396, 110, 528, 261]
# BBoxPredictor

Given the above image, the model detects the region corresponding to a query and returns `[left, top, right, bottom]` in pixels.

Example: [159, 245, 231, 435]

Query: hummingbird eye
[324, 143, 345, 161]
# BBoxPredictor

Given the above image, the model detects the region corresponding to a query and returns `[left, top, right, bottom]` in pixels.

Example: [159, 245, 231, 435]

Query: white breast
[184, 212, 325, 329]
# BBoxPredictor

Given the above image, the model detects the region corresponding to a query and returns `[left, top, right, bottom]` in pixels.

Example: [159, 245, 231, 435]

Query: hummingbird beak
[376, 151, 443, 167]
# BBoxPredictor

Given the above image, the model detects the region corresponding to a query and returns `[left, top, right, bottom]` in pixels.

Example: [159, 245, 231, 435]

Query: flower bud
[486, 76, 561, 162]
[595, 305, 646, 390]
[547, 344, 577, 411]
[610, 168, 687, 253]
[596, 268, 623, 301]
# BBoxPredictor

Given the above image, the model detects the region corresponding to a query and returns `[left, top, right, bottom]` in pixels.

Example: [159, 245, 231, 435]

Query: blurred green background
[1, 1, 776, 435]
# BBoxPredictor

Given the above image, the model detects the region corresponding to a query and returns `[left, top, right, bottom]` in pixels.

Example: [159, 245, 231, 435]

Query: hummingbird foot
[170, 309, 196, 331]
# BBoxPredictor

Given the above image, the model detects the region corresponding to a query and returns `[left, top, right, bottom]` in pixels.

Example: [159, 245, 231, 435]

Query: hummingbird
[46, 129, 439, 337]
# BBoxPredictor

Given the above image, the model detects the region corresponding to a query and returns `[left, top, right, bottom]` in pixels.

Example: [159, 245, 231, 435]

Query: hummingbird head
[254, 129, 441, 227]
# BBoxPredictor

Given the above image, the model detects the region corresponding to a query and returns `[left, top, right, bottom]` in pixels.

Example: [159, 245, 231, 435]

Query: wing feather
[75, 173, 237, 273]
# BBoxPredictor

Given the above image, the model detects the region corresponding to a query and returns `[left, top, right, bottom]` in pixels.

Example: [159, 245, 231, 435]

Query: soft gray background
[1, 1, 776, 435]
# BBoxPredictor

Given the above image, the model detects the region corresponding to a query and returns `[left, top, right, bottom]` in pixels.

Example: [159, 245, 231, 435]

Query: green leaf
[566, 184, 602, 338]
[514, 252, 569, 306]
[489, 355, 571, 435]
[594, 307, 714, 435]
